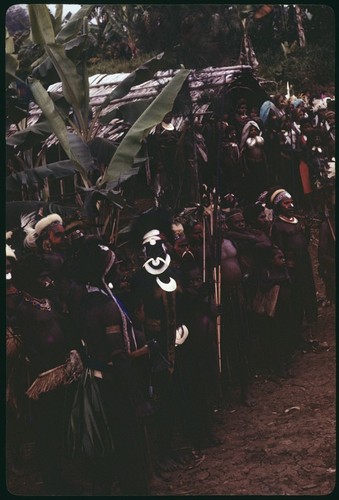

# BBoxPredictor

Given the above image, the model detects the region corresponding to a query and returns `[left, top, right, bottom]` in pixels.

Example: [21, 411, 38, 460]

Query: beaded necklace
[278, 215, 298, 224]
[21, 291, 52, 311]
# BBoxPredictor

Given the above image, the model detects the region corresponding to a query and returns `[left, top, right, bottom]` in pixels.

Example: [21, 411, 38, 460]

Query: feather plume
[6, 244, 16, 260]
[26, 350, 84, 400]
[21, 211, 38, 248]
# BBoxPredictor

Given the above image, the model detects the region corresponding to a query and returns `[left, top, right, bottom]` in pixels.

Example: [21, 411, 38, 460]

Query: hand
[147, 338, 160, 356]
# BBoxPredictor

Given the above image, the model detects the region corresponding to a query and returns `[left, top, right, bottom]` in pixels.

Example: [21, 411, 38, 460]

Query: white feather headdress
[21, 211, 40, 248]
[6, 231, 16, 260]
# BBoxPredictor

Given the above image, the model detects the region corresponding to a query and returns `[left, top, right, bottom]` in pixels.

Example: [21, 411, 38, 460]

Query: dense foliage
[6, 4, 335, 96]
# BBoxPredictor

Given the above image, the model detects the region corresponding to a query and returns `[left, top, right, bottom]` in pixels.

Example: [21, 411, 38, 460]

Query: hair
[224, 208, 243, 222]
[243, 203, 265, 226]
[130, 207, 174, 247]
[73, 236, 115, 285]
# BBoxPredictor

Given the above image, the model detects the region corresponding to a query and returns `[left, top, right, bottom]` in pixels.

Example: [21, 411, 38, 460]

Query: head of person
[243, 203, 268, 230]
[225, 209, 246, 231]
[130, 208, 177, 291]
[75, 237, 116, 289]
[181, 262, 204, 297]
[23, 213, 65, 252]
[173, 235, 193, 261]
[269, 246, 286, 269]
[248, 124, 259, 138]
[224, 125, 238, 142]
[236, 98, 248, 117]
[12, 253, 54, 299]
[266, 187, 295, 217]
[186, 220, 204, 245]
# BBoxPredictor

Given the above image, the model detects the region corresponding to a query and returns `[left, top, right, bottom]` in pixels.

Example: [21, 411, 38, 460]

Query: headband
[270, 189, 291, 205]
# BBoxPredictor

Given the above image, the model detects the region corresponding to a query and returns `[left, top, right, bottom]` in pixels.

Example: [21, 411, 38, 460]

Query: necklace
[21, 291, 52, 311]
[278, 215, 298, 224]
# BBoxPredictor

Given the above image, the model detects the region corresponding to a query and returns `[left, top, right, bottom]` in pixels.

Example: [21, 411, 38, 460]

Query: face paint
[141, 228, 177, 290]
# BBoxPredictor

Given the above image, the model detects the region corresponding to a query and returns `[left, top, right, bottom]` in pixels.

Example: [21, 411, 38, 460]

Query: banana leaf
[32, 35, 90, 84]
[56, 5, 96, 44]
[6, 201, 78, 229]
[28, 78, 90, 187]
[45, 43, 86, 112]
[98, 51, 174, 113]
[99, 98, 153, 126]
[6, 122, 52, 149]
[82, 188, 127, 217]
[66, 368, 115, 460]
[6, 161, 79, 193]
[100, 68, 191, 187]
[29, 4, 56, 45]
[6, 53, 18, 80]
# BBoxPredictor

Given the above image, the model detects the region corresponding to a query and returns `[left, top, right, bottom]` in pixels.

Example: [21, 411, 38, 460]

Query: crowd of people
[6, 90, 335, 496]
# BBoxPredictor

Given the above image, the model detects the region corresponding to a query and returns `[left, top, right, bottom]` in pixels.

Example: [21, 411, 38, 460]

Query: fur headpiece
[22, 212, 63, 248]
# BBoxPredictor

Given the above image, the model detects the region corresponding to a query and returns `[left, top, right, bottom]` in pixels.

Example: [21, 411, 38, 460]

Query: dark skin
[13, 266, 75, 495]
[225, 212, 272, 275]
[271, 196, 318, 327]
[220, 236, 256, 407]
[176, 266, 222, 450]
[15, 270, 73, 372]
[72, 249, 152, 495]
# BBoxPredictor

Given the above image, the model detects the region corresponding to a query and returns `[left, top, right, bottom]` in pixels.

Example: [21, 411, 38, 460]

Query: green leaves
[28, 78, 90, 186]
[100, 68, 190, 187]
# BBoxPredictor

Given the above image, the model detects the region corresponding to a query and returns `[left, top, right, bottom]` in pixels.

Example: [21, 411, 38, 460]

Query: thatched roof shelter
[21, 64, 271, 149]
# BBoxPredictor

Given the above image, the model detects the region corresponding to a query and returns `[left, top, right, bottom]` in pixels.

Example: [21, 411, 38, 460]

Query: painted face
[142, 229, 177, 291]
[142, 230, 171, 276]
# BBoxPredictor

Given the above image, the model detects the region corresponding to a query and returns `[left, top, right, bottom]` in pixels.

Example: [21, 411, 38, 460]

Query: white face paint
[143, 253, 171, 275]
[142, 228, 177, 290]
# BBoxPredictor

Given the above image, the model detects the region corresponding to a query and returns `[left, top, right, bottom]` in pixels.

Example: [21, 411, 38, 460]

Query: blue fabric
[259, 100, 282, 125]
[292, 98, 304, 108]
[259, 100, 272, 125]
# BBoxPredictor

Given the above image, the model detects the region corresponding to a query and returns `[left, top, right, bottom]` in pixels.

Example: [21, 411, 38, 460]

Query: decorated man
[130, 208, 191, 472]
[266, 187, 318, 351]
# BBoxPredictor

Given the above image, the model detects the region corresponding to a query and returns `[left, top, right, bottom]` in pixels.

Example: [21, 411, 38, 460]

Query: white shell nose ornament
[175, 325, 189, 346]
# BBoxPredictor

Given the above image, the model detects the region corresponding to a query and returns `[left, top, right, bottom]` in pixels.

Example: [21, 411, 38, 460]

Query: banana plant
[7, 4, 191, 220]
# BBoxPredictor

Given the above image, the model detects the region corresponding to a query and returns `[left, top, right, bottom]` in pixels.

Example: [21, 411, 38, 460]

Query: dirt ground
[6, 225, 336, 497]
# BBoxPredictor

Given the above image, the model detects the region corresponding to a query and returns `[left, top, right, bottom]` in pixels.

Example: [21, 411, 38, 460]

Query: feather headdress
[6, 231, 16, 260]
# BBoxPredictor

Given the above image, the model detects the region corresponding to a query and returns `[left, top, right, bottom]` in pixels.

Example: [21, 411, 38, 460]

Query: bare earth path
[6, 233, 336, 496]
